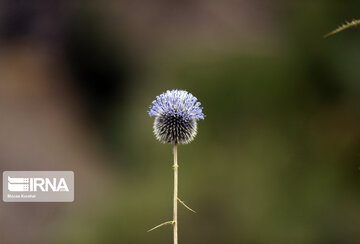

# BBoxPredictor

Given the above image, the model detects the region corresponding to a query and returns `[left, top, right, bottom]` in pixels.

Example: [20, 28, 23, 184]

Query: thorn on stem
[177, 197, 196, 213]
[147, 220, 175, 232]
[324, 19, 360, 38]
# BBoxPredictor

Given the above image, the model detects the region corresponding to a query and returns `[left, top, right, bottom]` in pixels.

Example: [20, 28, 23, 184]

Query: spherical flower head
[148, 90, 205, 144]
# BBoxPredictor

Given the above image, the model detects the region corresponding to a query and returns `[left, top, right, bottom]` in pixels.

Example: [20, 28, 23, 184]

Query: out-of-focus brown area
[0, 0, 360, 243]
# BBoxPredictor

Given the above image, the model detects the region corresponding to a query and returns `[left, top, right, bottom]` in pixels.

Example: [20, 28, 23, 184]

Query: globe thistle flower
[148, 89, 205, 243]
[148, 89, 205, 144]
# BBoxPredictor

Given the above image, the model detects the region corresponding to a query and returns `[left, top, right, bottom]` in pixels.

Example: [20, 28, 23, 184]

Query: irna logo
[3, 171, 74, 202]
[8, 176, 69, 192]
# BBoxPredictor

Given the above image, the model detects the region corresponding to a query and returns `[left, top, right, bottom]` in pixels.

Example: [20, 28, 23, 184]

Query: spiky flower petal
[148, 90, 205, 144]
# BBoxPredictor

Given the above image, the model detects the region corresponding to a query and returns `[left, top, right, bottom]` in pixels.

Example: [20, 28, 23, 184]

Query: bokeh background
[0, 0, 360, 243]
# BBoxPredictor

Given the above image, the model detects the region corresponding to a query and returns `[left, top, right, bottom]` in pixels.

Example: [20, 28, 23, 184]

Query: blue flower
[149, 90, 205, 144]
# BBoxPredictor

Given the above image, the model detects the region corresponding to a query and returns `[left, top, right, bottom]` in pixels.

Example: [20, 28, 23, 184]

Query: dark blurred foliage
[64, 12, 133, 123]
[63, 11, 136, 156]
[0, 1, 136, 157]
[1, 0, 360, 244]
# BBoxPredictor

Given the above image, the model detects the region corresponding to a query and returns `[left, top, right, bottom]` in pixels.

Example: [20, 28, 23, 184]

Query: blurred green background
[0, 0, 360, 243]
